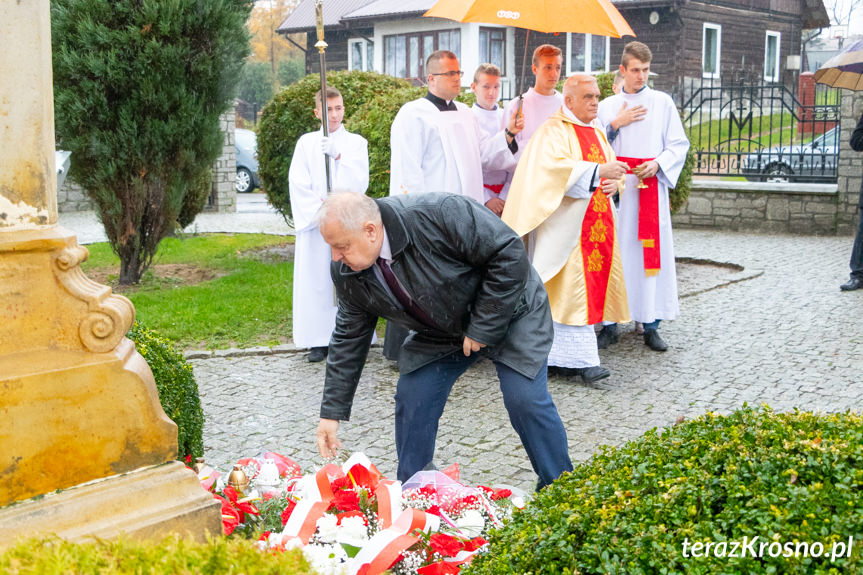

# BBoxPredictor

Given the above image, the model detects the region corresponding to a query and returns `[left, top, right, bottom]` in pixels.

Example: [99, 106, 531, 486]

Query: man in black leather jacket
[841, 111, 863, 291]
[315, 192, 573, 489]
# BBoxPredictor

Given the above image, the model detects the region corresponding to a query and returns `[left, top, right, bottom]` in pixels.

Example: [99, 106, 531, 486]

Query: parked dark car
[235, 128, 260, 193]
[741, 126, 839, 183]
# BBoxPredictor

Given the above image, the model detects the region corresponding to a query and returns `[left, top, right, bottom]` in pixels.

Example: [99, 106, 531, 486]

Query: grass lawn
[82, 233, 294, 350]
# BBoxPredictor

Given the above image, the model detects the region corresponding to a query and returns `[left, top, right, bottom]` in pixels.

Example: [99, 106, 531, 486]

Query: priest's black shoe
[840, 277, 863, 291]
[574, 365, 610, 384]
[307, 346, 328, 362]
[643, 330, 668, 352]
[596, 324, 618, 349]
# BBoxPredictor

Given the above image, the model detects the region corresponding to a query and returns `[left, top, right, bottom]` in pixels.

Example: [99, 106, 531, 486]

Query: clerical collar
[425, 91, 457, 111]
[562, 105, 593, 128]
[622, 85, 648, 95]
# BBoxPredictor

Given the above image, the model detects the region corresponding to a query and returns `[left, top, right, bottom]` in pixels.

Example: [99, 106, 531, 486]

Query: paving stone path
[191, 228, 863, 493]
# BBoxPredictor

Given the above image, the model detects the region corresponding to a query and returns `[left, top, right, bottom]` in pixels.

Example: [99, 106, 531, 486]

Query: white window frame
[348, 38, 373, 72]
[764, 31, 781, 82]
[565, 33, 610, 75]
[702, 23, 721, 79]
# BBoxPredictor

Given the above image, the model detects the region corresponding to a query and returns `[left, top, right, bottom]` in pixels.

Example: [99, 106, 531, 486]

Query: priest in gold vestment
[502, 74, 630, 384]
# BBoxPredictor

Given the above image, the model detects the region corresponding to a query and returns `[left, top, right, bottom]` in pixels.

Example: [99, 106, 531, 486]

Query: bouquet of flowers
[192, 452, 524, 575]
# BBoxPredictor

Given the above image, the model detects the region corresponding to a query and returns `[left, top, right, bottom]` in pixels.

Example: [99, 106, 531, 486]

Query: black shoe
[307, 346, 328, 362]
[840, 277, 863, 291]
[548, 365, 581, 378]
[596, 325, 619, 349]
[574, 365, 610, 384]
[643, 330, 668, 352]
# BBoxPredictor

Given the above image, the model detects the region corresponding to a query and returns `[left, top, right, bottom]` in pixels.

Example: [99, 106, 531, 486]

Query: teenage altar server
[596, 42, 690, 352]
[289, 87, 369, 362]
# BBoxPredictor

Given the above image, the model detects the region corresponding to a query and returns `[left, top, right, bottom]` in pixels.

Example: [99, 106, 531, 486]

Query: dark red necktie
[377, 258, 438, 329]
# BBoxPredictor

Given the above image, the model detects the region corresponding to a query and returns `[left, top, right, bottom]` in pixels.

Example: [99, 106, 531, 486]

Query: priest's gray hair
[563, 73, 597, 98]
[316, 191, 381, 232]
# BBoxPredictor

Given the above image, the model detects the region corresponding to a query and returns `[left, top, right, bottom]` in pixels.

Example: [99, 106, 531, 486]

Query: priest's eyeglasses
[431, 70, 464, 78]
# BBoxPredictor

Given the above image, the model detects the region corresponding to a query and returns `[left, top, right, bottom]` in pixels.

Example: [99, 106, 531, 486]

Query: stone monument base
[0, 461, 221, 546]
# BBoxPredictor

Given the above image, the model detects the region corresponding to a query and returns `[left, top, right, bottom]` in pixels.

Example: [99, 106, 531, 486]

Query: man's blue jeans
[394, 352, 573, 490]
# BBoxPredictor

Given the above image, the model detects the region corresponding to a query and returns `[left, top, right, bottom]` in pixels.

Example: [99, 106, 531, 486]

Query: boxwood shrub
[465, 406, 863, 575]
[127, 322, 204, 461]
[0, 535, 313, 574]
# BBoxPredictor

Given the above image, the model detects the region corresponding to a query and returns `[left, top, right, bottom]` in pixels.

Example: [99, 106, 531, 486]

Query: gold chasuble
[502, 109, 629, 327]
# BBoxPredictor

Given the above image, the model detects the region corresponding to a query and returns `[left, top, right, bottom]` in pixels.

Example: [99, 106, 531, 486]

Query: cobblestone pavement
[191, 228, 863, 493]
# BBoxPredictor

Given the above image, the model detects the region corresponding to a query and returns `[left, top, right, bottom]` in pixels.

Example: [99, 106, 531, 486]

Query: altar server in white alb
[596, 42, 690, 352]
[470, 63, 523, 216]
[289, 87, 369, 362]
[500, 44, 564, 197]
[389, 50, 519, 202]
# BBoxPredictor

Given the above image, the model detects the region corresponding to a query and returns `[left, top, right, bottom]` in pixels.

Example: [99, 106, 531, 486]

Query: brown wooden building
[278, 0, 829, 102]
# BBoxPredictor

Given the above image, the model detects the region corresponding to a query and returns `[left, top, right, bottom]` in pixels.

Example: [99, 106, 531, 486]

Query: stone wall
[206, 111, 237, 213]
[674, 89, 863, 236]
[672, 181, 839, 234]
[57, 111, 237, 214]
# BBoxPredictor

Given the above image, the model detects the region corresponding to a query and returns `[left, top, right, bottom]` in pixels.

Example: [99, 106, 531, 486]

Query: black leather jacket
[320, 193, 553, 421]
[851, 113, 863, 208]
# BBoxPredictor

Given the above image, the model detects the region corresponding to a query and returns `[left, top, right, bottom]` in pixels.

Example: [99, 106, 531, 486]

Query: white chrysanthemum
[337, 515, 370, 542]
[315, 513, 340, 541]
[302, 542, 350, 575]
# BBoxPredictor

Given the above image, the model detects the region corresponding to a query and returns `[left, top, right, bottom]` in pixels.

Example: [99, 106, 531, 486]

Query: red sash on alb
[617, 156, 660, 276]
[483, 183, 504, 195]
[572, 124, 615, 324]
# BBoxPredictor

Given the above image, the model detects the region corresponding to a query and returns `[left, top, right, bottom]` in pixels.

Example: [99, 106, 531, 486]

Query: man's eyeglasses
[430, 70, 464, 78]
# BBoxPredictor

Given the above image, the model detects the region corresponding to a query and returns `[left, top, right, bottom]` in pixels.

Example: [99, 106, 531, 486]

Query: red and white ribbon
[350, 508, 441, 575]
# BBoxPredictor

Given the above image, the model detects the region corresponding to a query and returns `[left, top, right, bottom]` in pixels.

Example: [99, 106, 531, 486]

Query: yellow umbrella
[424, 0, 635, 95]
[424, 0, 634, 37]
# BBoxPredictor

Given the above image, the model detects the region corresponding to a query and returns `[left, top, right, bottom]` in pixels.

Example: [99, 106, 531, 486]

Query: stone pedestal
[0, 462, 222, 543]
[0, 0, 220, 543]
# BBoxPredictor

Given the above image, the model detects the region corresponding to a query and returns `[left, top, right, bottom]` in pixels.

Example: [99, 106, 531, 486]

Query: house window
[479, 27, 506, 74]
[702, 23, 721, 78]
[384, 29, 461, 81]
[349, 38, 374, 72]
[566, 33, 609, 75]
[764, 31, 781, 82]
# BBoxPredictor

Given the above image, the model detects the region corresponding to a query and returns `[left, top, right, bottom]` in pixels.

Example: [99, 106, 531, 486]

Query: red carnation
[417, 561, 461, 574]
[429, 533, 464, 557]
[330, 488, 361, 512]
[463, 536, 488, 552]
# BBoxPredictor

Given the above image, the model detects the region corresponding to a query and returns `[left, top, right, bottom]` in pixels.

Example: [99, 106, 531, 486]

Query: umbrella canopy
[424, 0, 634, 38]
[815, 38, 863, 91]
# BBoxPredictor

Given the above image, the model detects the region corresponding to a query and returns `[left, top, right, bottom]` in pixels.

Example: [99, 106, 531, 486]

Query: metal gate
[679, 74, 840, 182]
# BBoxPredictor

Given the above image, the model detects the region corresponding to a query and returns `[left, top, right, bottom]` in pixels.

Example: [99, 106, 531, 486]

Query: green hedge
[127, 322, 204, 460]
[0, 535, 313, 574]
[257, 71, 414, 222]
[465, 406, 863, 575]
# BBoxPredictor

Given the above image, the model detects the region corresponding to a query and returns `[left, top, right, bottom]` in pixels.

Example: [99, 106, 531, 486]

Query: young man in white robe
[470, 63, 524, 216]
[385, 51, 519, 360]
[596, 41, 690, 352]
[503, 74, 630, 384]
[500, 44, 564, 197]
[289, 88, 369, 362]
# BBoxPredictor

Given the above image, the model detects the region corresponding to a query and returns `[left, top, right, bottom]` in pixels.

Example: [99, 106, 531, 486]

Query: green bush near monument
[465, 406, 863, 574]
[0, 535, 314, 574]
[128, 322, 204, 461]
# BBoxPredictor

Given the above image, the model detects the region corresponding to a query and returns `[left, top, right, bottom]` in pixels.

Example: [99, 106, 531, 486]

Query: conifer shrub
[51, 0, 251, 284]
[127, 322, 204, 460]
[257, 71, 413, 222]
[671, 143, 696, 214]
[465, 406, 863, 575]
[0, 535, 314, 574]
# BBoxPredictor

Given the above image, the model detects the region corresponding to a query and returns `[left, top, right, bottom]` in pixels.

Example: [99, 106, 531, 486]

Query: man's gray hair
[316, 191, 380, 232]
[563, 73, 597, 98]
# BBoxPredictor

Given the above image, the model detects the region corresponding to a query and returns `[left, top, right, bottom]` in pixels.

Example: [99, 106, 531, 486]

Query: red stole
[617, 156, 660, 276]
[572, 124, 615, 324]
